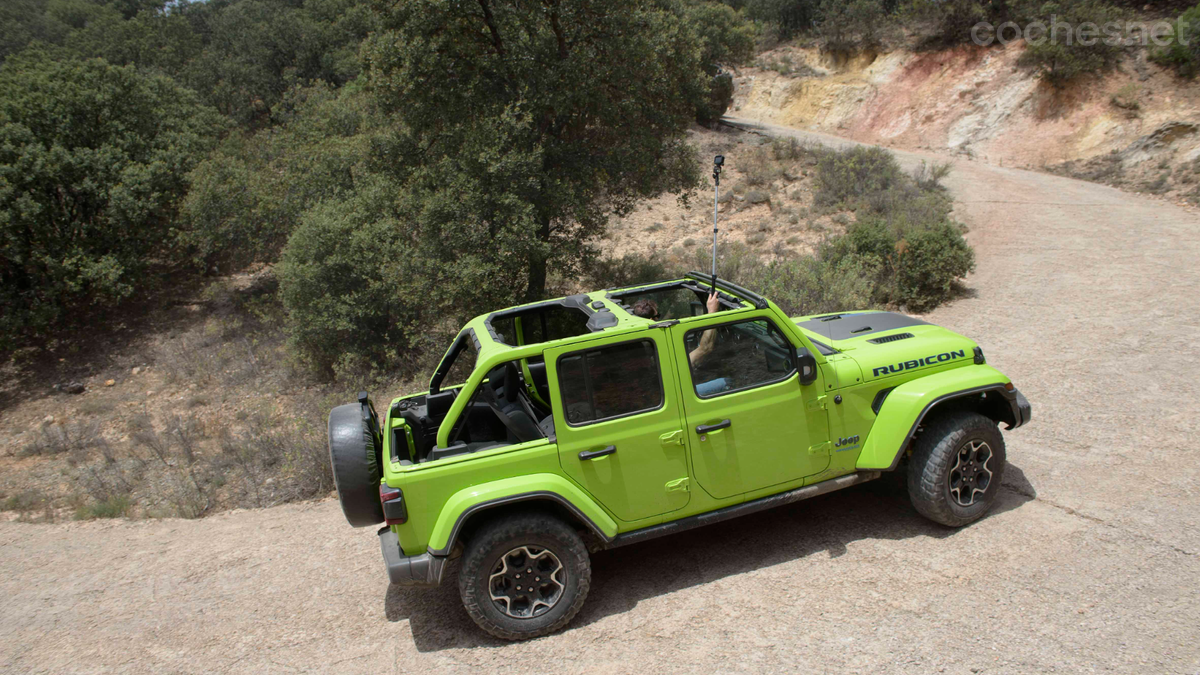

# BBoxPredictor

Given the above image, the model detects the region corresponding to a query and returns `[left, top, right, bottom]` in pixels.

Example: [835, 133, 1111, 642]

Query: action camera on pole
[711, 155, 723, 293]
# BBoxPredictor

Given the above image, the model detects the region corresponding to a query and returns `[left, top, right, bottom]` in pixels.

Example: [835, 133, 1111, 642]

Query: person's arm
[688, 293, 721, 366]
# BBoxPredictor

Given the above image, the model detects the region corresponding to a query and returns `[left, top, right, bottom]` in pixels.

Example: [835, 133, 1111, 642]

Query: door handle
[695, 419, 732, 434]
[579, 445, 616, 461]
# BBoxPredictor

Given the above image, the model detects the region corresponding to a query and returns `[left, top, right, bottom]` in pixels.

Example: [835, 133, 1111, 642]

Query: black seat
[494, 362, 543, 443]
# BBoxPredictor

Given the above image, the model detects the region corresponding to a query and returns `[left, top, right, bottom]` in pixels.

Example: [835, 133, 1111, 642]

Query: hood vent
[867, 332, 914, 344]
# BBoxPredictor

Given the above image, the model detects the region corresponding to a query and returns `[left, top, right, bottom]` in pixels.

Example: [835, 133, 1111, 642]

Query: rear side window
[557, 340, 663, 426]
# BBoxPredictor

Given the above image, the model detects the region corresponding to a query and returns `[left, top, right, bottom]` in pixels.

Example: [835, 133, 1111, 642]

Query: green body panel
[426, 473, 619, 553]
[665, 309, 830, 499]
[853, 364, 1011, 470]
[372, 279, 1024, 557]
[545, 328, 692, 525]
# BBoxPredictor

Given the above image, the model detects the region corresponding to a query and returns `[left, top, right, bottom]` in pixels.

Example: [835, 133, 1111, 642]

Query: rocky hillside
[733, 42, 1200, 202]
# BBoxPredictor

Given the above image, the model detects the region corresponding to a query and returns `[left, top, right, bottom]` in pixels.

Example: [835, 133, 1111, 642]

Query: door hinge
[808, 441, 831, 456]
[665, 477, 690, 493]
[659, 430, 685, 446]
[806, 395, 828, 411]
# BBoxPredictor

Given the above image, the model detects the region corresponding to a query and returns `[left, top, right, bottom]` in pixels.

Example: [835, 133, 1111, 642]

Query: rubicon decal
[872, 350, 966, 377]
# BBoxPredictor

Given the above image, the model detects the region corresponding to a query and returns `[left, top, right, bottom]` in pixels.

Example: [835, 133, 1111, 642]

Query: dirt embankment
[734, 42, 1200, 201]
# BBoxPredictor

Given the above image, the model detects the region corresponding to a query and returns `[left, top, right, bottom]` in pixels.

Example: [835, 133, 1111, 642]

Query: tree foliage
[1016, 0, 1124, 87]
[181, 84, 376, 268]
[361, 0, 705, 301]
[818, 0, 887, 52]
[1152, 3, 1200, 78]
[0, 52, 223, 344]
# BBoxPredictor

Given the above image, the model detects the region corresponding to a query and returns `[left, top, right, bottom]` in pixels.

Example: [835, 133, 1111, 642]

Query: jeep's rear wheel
[459, 512, 590, 640]
[328, 403, 384, 527]
[908, 411, 1006, 527]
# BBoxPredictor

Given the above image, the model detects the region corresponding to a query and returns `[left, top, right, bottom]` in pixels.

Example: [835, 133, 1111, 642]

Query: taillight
[380, 484, 407, 525]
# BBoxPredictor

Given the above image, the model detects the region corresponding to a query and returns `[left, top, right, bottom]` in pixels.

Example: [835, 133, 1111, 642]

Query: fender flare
[855, 365, 1022, 472]
[426, 473, 618, 556]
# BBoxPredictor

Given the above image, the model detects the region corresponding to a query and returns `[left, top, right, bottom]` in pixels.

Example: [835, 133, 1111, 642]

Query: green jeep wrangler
[328, 272, 1031, 640]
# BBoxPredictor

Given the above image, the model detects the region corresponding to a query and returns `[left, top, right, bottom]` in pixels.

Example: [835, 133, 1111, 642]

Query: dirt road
[3, 118, 1199, 674]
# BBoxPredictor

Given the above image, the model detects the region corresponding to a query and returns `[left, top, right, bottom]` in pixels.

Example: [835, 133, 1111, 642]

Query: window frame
[683, 316, 798, 400]
[554, 338, 666, 428]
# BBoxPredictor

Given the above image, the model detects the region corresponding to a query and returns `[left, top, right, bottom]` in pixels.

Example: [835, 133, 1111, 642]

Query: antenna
[711, 155, 724, 294]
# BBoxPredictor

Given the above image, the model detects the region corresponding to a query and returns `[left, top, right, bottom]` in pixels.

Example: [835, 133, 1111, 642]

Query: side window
[557, 340, 663, 426]
[684, 318, 796, 398]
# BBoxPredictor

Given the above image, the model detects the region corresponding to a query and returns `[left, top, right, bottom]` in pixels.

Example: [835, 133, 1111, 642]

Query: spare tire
[328, 402, 384, 527]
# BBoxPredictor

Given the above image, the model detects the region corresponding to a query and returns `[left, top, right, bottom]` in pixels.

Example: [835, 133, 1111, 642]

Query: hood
[792, 311, 978, 382]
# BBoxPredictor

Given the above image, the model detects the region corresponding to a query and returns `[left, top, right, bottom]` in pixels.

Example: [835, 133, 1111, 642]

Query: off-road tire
[908, 410, 1006, 527]
[459, 512, 591, 641]
[328, 403, 384, 527]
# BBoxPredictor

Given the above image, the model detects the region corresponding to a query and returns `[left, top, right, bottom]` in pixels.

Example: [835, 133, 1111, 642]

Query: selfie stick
[712, 155, 724, 294]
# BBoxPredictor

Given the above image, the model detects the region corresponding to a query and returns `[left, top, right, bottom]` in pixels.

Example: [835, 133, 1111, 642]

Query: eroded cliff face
[733, 42, 1200, 200]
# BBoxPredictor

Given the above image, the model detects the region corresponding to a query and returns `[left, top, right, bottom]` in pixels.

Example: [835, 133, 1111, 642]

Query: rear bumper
[1006, 388, 1032, 430]
[378, 528, 447, 586]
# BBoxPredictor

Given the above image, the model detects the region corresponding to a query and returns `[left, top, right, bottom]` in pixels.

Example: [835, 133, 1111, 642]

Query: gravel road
[3, 118, 1198, 674]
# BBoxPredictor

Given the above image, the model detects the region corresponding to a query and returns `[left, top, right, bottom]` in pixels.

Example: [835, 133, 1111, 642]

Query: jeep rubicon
[328, 272, 1031, 640]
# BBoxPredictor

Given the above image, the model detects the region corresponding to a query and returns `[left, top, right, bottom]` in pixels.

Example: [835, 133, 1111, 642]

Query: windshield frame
[428, 328, 480, 394]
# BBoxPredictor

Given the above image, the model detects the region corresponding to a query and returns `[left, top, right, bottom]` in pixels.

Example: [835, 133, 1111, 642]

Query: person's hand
[706, 292, 720, 314]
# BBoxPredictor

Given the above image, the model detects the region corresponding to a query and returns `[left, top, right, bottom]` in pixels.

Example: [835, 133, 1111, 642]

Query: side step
[606, 471, 881, 549]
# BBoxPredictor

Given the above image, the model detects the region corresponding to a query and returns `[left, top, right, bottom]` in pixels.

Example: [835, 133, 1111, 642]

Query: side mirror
[797, 351, 818, 386]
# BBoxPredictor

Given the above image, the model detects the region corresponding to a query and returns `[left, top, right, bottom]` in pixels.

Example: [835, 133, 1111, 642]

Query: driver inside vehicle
[631, 292, 728, 396]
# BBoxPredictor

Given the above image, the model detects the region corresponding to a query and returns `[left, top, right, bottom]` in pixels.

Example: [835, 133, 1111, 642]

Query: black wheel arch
[881, 384, 1027, 472]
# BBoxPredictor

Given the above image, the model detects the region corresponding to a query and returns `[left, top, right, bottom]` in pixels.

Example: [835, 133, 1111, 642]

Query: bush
[902, 0, 996, 49]
[814, 145, 904, 208]
[1151, 4, 1200, 78]
[696, 71, 736, 126]
[180, 84, 374, 269]
[1016, 0, 1123, 87]
[0, 52, 223, 348]
[744, 0, 821, 41]
[818, 0, 887, 52]
[277, 179, 427, 379]
[685, 2, 757, 71]
[681, 3, 754, 125]
[76, 495, 132, 519]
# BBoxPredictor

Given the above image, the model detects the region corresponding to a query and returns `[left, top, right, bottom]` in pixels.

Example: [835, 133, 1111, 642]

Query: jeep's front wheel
[908, 411, 1007, 527]
[458, 512, 591, 640]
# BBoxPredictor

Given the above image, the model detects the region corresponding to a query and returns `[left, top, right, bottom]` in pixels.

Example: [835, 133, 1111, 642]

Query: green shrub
[744, 0, 821, 41]
[180, 84, 374, 269]
[277, 180, 422, 379]
[0, 52, 223, 348]
[814, 145, 904, 208]
[1017, 0, 1123, 87]
[818, 0, 887, 52]
[893, 221, 975, 310]
[1152, 4, 1200, 78]
[902, 0, 995, 49]
[696, 71, 736, 126]
[77, 495, 132, 519]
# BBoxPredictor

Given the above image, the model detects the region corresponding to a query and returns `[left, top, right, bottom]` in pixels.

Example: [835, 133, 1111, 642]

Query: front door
[669, 314, 829, 499]
[546, 333, 691, 524]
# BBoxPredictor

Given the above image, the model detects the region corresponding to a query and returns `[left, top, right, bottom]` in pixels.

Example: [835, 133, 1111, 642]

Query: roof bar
[684, 271, 769, 310]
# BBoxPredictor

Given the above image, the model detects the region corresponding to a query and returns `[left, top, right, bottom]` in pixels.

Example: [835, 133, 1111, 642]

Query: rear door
[545, 332, 691, 524]
[668, 314, 830, 499]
